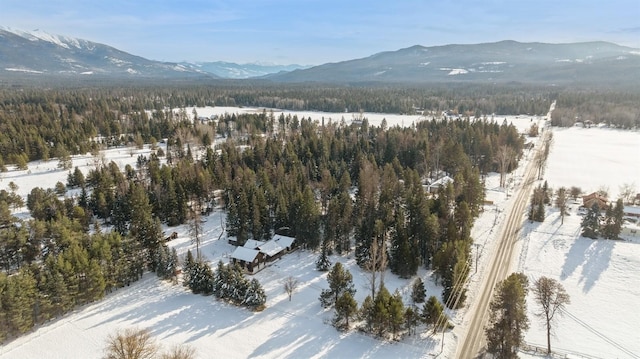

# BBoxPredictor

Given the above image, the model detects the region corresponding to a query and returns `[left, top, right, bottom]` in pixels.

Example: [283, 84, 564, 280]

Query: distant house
[230, 235, 297, 274]
[582, 192, 608, 210]
[427, 175, 454, 193]
[623, 206, 640, 219]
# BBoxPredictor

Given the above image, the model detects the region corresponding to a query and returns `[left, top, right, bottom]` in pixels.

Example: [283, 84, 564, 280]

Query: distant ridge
[1, 28, 638, 86]
[265, 40, 640, 85]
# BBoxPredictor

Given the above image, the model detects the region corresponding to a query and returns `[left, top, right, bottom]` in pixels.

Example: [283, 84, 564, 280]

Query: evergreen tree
[485, 273, 530, 359]
[315, 240, 332, 271]
[332, 291, 358, 331]
[319, 262, 355, 308]
[602, 199, 624, 240]
[581, 203, 600, 239]
[243, 278, 266, 310]
[390, 208, 418, 278]
[388, 290, 405, 340]
[404, 306, 420, 336]
[359, 294, 375, 333]
[422, 295, 448, 334]
[183, 250, 195, 287]
[3, 269, 37, 335]
[187, 260, 214, 295]
[410, 277, 427, 306]
[370, 285, 391, 337]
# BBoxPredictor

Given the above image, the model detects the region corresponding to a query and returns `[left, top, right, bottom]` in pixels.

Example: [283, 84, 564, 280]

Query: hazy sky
[1, 0, 638, 65]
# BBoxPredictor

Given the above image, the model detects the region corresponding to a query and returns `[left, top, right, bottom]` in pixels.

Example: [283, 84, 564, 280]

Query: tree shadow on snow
[561, 237, 614, 293]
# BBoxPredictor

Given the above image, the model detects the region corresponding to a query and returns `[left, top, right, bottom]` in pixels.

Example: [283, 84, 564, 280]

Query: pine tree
[581, 203, 600, 239]
[187, 260, 214, 295]
[370, 285, 391, 337]
[390, 209, 418, 278]
[319, 262, 355, 308]
[359, 294, 375, 333]
[422, 295, 448, 334]
[332, 291, 358, 331]
[183, 250, 195, 287]
[602, 199, 624, 240]
[243, 278, 266, 310]
[485, 273, 530, 359]
[410, 277, 427, 306]
[315, 240, 332, 271]
[388, 290, 405, 340]
[404, 306, 420, 336]
[3, 269, 37, 335]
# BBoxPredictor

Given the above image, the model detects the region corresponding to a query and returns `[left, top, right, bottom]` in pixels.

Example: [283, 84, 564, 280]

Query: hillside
[0, 27, 211, 79]
[267, 41, 640, 85]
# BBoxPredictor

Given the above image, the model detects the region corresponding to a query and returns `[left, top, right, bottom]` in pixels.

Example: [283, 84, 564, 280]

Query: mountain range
[1, 27, 639, 86]
[179, 61, 310, 79]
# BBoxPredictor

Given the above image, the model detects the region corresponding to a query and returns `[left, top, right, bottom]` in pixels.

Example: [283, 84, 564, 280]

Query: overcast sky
[1, 0, 638, 65]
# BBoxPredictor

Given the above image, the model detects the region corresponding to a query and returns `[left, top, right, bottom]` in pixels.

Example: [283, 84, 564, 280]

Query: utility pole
[474, 243, 480, 273]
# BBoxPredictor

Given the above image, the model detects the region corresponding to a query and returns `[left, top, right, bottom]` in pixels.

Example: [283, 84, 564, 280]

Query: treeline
[550, 90, 640, 128]
[0, 215, 146, 341]
[0, 84, 550, 167]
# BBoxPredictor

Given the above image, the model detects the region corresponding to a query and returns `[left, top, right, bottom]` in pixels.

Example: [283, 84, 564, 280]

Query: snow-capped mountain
[0, 27, 210, 78]
[267, 40, 640, 85]
[180, 61, 310, 79]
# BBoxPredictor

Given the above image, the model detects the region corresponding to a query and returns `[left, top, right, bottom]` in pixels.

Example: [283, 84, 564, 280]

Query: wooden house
[230, 246, 265, 274]
[582, 192, 608, 210]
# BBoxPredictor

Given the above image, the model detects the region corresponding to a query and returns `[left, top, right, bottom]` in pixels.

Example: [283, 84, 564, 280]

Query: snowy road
[456, 105, 552, 358]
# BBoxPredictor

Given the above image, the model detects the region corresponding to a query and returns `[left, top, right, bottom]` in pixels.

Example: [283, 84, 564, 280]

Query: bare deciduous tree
[188, 199, 204, 259]
[103, 328, 158, 359]
[283, 276, 299, 301]
[619, 182, 636, 204]
[535, 131, 554, 180]
[569, 186, 582, 202]
[104, 328, 196, 359]
[365, 220, 388, 299]
[555, 187, 568, 225]
[533, 277, 570, 355]
[160, 345, 196, 359]
[496, 145, 516, 188]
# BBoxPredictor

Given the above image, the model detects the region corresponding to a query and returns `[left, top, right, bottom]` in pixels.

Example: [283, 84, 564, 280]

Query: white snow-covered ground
[0, 107, 636, 358]
[517, 126, 640, 359]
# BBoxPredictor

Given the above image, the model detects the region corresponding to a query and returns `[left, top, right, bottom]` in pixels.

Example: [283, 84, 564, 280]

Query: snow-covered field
[0, 106, 637, 358]
[517, 126, 640, 359]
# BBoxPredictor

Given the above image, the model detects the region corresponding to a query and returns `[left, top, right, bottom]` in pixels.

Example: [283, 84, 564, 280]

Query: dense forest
[0, 83, 636, 342]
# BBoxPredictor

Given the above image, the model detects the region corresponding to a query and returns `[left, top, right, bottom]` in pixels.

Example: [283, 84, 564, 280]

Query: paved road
[456, 123, 545, 358]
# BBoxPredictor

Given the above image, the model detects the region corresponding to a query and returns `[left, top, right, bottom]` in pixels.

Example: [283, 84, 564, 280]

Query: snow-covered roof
[230, 246, 260, 262]
[258, 240, 284, 257]
[431, 175, 453, 187]
[273, 234, 295, 248]
[243, 239, 266, 249]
